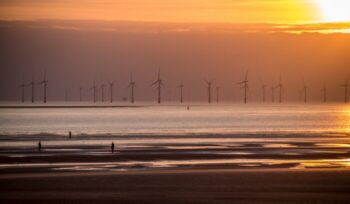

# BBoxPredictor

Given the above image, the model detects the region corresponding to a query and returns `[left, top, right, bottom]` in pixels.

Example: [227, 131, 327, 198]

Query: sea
[0, 102, 349, 170]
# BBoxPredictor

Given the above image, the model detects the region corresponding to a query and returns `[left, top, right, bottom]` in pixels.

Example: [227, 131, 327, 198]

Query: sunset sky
[0, 1, 349, 102]
[0, 0, 348, 23]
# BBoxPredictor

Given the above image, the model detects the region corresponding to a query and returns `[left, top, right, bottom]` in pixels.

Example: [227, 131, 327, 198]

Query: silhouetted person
[187, 105, 190, 110]
[111, 142, 115, 153]
[38, 141, 42, 152]
[69, 131, 72, 139]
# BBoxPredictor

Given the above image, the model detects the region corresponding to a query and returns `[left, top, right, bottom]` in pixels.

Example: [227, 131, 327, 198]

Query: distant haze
[0, 20, 349, 103]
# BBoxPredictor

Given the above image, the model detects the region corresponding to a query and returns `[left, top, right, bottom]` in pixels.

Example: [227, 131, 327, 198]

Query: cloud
[0, 20, 349, 34]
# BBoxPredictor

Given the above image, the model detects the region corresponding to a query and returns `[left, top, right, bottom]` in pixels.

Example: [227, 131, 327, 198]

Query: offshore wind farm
[1, 1, 350, 204]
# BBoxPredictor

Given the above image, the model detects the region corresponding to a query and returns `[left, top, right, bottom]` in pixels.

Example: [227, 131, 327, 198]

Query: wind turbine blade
[151, 80, 159, 86]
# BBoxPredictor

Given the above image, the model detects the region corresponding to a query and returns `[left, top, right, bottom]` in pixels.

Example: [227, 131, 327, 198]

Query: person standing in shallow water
[111, 142, 115, 153]
[38, 141, 42, 152]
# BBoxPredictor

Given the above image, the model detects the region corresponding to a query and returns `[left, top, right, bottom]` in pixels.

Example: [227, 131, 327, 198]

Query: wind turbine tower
[261, 84, 267, 103]
[91, 81, 97, 103]
[178, 82, 184, 104]
[27, 74, 35, 103]
[271, 80, 275, 103]
[205, 80, 214, 104]
[341, 78, 349, 103]
[151, 69, 164, 104]
[322, 81, 327, 103]
[19, 81, 25, 103]
[109, 81, 115, 103]
[216, 86, 220, 104]
[128, 73, 136, 104]
[276, 76, 283, 103]
[38, 71, 48, 103]
[101, 83, 106, 102]
[302, 78, 308, 103]
[237, 70, 249, 104]
[79, 87, 83, 102]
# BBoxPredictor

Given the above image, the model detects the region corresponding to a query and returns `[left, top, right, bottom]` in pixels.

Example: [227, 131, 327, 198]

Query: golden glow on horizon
[315, 0, 350, 22]
[0, 0, 319, 23]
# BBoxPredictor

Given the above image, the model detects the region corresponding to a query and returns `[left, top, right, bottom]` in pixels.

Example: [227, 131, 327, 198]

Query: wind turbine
[79, 87, 83, 102]
[27, 73, 35, 103]
[128, 73, 136, 104]
[271, 81, 275, 103]
[237, 70, 248, 104]
[38, 71, 48, 103]
[101, 83, 106, 102]
[341, 77, 349, 103]
[19, 80, 26, 103]
[178, 82, 184, 104]
[108, 81, 115, 103]
[151, 68, 164, 104]
[65, 88, 68, 102]
[90, 81, 98, 103]
[322, 81, 327, 103]
[275, 75, 283, 103]
[205, 79, 214, 104]
[302, 78, 308, 103]
[216, 85, 220, 104]
[261, 84, 267, 103]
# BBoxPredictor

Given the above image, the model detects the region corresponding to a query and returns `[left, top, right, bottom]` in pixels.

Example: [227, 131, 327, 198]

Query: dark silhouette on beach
[111, 142, 115, 153]
[38, 141, 42, 152]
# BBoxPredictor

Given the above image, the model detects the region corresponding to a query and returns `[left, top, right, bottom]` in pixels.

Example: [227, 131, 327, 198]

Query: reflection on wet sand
[0, 133, 350, 174]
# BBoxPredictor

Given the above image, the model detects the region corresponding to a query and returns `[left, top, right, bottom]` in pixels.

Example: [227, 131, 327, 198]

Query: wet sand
[1, 133, 350, 203]
[1, 169, 350, 204]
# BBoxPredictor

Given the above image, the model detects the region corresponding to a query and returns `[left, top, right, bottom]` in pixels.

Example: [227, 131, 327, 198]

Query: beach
[1, 132, 350, 203]
[1, 168, 350, 203]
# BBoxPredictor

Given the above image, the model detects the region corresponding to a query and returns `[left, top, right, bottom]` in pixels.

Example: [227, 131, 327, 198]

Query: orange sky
[0, 1, 349, 101]
[0, 0, 322, 23]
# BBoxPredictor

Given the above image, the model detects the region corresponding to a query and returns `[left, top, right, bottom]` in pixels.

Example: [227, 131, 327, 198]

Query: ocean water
[1, 103, 350, 170]
[0, 103, 349, 135]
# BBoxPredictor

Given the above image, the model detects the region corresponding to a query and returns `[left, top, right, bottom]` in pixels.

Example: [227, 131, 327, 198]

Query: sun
[315, 0, 350, 22]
